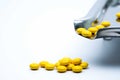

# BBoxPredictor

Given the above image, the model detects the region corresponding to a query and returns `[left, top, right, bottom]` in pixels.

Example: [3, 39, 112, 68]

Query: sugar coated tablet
[29, 63, 40, 70]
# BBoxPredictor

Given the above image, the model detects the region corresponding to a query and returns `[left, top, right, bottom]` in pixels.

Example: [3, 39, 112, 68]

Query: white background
[0, 0, 120, 80]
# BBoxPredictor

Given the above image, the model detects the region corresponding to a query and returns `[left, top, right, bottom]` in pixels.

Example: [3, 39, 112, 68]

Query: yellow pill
[95, 25, 105, 29]
[72, 58, 82, 65]
[81, 30, 92, 38]
[101, 21, 111, 27]
[59, 60, 69, 66]
[56, 66, 67, 73]
[116, 12, 120, 18]
[72, 66, 82, 73]
[67, 63, 75, 71]
[39, 61, 49, 68]
[59, 57, 71, 66]
[29, 63, 40, 70]
[76, 28, 86, 35]
[45, 63, 55, 70]
[80, 62, 88, 69]
[62, 57, 72, 63]
[88, 27, 98, 33]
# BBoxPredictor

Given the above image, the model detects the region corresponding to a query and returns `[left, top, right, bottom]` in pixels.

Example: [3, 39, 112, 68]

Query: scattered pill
[29, 63, 40, 70]
[76, 28, 86, 35]
[56, 66, 67, 73]
[101, 21, 111, 27]
[72, 66, 83, 73]
[39, 61, 49, 68]
[116, 12, 120, 18]
[80, 62, 88, 69]
[72, 58, 82, 65]
[30, 57, 88, 73]
[45, 63, 55, 70]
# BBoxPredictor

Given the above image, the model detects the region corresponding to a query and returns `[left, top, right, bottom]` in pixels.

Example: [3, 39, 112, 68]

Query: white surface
[0, 0, 120, 80]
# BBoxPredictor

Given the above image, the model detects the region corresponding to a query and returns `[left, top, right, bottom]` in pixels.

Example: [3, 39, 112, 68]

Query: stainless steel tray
[74, 0, 120, 40]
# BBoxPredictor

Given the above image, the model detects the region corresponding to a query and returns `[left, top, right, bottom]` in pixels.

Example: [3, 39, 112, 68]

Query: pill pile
[76, 12, 120, 39]
[29, 57, 88, 73]
[76, 21, 111, 39]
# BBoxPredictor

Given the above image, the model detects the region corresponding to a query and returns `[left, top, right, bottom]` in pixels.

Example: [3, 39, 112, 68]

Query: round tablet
[29, 63, 40, 70]
[56, 66, 67, 73]
[101, 21, 111, 27]
[76, 28, 86, 35]
[39, 61, 49, 68]
[95, 25, 105, 29]
[72, 66, 82, 73]
[59, 57, 71, 66]
[80, 62, 88, 69]
[72, 58, 82, 65]
[81, 30, 92, 38]
[45, 63, 55, 70]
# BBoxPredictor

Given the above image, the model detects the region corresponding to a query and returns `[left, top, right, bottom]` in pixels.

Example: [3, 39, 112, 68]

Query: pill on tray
[76, 28, 86, 35]
[101, 21, 111, 27]
[29, 63, 40, 70]
[88, 27, 98, 34]
[81, 30, 92, 38]
[95, 25, 105, 29]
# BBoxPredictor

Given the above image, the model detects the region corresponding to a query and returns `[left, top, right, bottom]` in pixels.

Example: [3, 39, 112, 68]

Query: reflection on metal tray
[74, 0, 120, 40]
